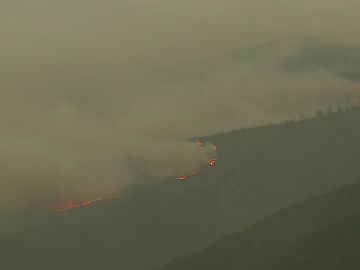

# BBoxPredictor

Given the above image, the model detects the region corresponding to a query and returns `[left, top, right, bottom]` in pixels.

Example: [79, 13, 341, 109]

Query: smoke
[1, 0, 360, 223]
[0, 104, 215, 217]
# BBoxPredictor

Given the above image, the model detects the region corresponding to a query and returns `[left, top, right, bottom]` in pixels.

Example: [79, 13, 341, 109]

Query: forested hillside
[2, 106, 360, 270]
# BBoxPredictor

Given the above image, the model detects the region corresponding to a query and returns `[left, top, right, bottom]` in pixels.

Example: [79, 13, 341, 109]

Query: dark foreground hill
[2, 107, 360, 270]
[156, 181, 360, 270]
[263, 215, 360, 270]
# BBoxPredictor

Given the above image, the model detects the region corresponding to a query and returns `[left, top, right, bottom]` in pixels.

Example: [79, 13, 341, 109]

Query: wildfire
[52, 140, 220, 213]
[209, 158, 217, 167]
[178, 175, 189, 181]
[51, 195, 124, 212]
[177, 140, 219, 181]
[197, 140, 205, 147]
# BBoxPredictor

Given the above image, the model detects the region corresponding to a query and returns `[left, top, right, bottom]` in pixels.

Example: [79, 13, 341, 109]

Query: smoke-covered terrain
[2, 106, 360, 270]
[2, 1, 360, 269]
[1, 15, 360, 219]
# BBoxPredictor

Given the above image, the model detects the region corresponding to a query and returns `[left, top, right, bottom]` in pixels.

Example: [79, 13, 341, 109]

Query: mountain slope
[224, 34, 360, 81]
[150, 34, 360, 85]
[2, 107, 360, 270]
[156, 180, 360, 270]
[262, 215, 360, 270]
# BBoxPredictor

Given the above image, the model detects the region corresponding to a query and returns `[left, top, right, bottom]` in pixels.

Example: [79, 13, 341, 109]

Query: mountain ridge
[155, 180, 360, 270]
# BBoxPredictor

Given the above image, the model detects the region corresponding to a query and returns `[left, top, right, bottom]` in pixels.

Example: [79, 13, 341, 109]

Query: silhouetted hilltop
[155, 180, 360, 270]
[263, 215, 360, 270]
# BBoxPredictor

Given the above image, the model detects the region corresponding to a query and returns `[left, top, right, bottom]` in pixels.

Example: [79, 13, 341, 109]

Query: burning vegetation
[52, 140, 219, 212]
[177, 140, 219, 181]
[51, 195, 123, 212]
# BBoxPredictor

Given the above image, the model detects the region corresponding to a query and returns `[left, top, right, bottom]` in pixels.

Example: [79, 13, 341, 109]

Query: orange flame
[177, 141, 219, 181]
[178, 175, 189, 181]
[51, 195, 124, 212]
[209, 158, 217, 167]
[197, 140, 205, 147]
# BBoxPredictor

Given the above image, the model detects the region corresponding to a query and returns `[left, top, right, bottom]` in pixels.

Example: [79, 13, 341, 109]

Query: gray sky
[1, 0, 360, 218]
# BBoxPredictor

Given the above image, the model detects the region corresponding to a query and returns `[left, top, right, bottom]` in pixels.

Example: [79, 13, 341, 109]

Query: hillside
[2, 107, 360, 270]
[263, 215, 360, 270]
[156, 180, 360, 270]
[224, 34, 360, 81]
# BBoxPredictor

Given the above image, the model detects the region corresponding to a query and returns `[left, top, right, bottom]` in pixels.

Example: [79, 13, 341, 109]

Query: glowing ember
[209, 158, 217, 167]
[178, 175, 189, 181]
[197, 140, 205, 147]
[51, 195, 124, 212]
[177, 141, 219, 181]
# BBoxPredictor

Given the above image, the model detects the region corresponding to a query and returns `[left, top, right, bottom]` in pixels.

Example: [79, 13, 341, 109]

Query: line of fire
[52, 140, 219, 212]
[177, 140, 219, 181]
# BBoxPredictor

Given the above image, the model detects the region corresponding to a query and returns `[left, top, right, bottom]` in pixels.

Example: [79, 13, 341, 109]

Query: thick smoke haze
[1, 0, 360, 221]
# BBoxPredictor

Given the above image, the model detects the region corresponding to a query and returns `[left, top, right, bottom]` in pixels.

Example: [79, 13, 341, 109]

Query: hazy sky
[1, 0, 360, 219]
